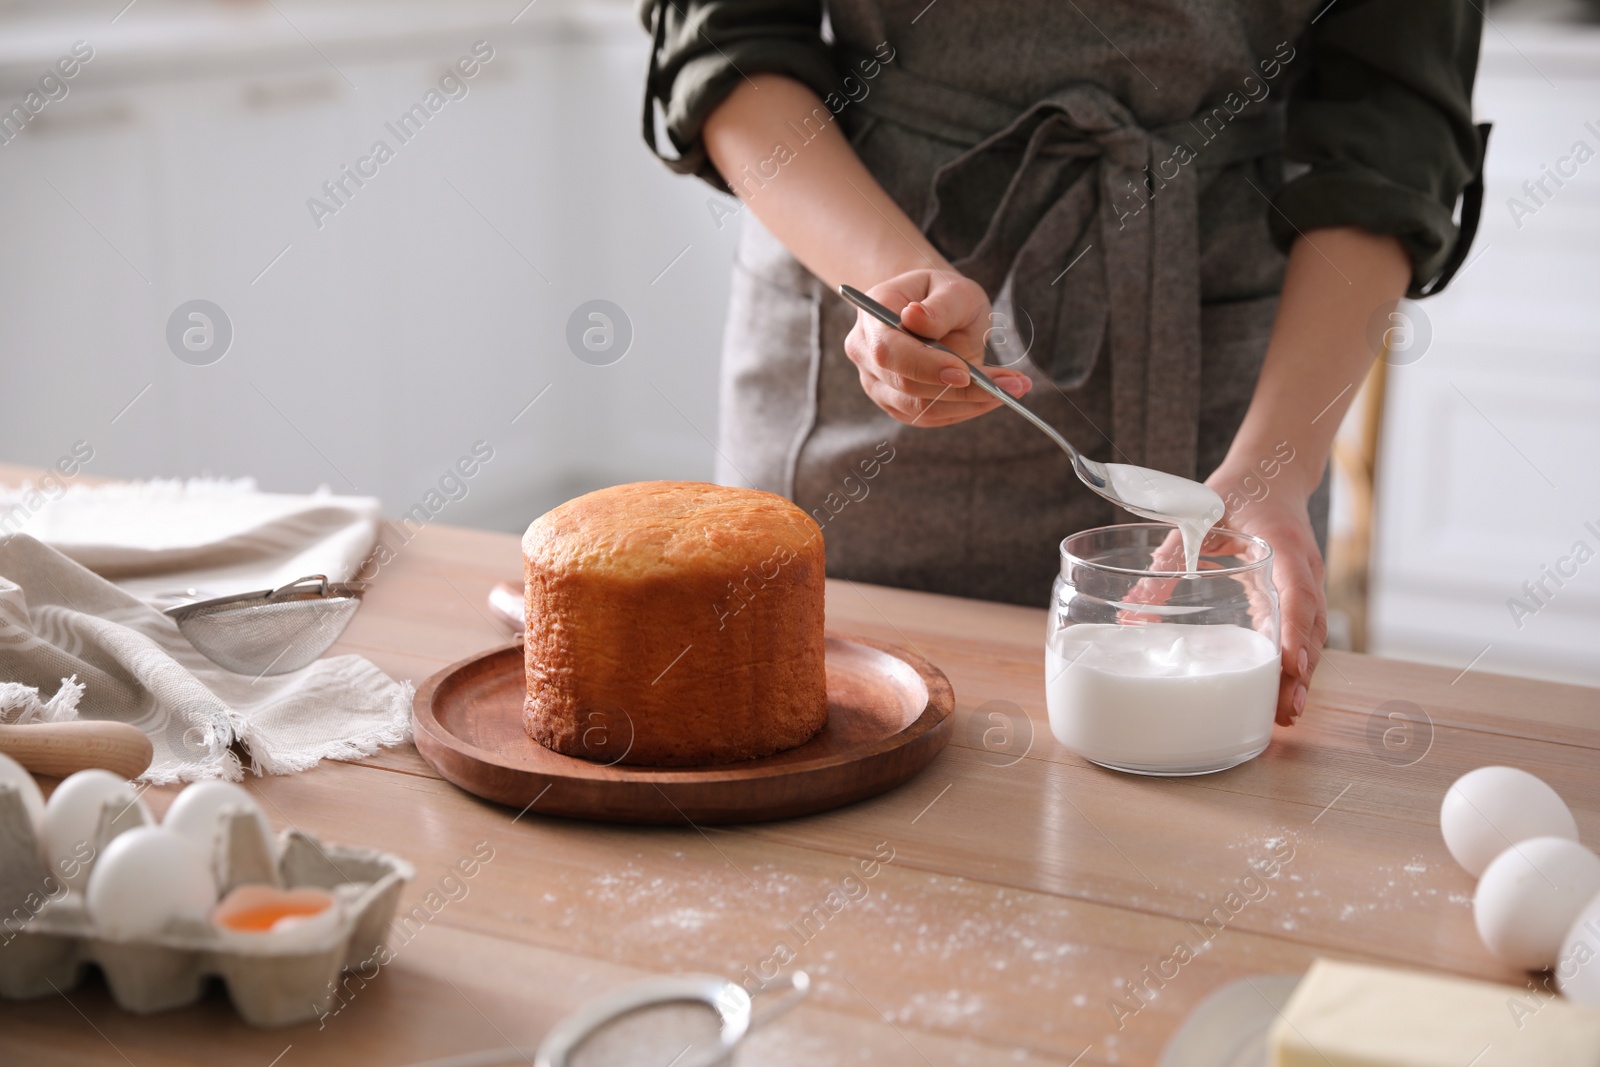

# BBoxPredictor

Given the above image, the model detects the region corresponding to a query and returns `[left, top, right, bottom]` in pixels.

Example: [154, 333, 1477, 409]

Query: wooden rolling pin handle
[487, 580, 524, 635]
[0, 721, 154, 780]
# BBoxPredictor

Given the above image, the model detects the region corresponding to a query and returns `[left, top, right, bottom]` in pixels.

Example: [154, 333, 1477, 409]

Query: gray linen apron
[716, 1, 1330, 607]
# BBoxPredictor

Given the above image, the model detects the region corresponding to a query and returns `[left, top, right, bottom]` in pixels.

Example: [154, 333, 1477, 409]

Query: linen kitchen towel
[0, 533, 410, 782]
[0, 477, 411, 783]
[0, 477, 381, 602]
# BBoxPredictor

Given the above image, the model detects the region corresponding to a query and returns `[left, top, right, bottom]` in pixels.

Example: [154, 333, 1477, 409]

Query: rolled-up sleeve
[1270, 0, 1485, 296]
[639, 0, 837, 190]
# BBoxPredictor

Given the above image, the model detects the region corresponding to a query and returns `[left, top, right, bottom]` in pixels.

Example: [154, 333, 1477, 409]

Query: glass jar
[1045, 523, 1281, 776]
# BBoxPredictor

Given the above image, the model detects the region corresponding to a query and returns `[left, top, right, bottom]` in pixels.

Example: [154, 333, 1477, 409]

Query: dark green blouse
[638, 0, 1485, 296]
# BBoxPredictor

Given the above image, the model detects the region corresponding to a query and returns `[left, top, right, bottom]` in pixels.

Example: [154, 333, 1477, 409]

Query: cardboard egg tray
[0, 782, 414, 1027]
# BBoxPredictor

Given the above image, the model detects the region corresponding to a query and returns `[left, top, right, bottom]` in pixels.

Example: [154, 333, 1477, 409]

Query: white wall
[1369, 18, 1600, 687]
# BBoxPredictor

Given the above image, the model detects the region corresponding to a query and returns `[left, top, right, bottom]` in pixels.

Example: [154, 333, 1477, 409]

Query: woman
[639, 1, 1485, 725]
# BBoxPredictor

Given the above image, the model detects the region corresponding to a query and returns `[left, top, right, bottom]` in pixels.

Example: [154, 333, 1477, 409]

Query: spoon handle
[837, 285, 1105, 488]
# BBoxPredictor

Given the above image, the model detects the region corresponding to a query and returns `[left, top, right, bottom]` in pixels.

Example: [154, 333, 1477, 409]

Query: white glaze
[1104, 464, 1225, 573]
[1045, 622, 1277, 772]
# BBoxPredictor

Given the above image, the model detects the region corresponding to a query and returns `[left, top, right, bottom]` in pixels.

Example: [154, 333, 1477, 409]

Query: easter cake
[521, 481, 828, 767]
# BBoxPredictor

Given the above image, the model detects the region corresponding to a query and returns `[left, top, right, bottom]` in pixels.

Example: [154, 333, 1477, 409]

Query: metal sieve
[390, 971, 810, 1067]
[163, 574, 365, 676]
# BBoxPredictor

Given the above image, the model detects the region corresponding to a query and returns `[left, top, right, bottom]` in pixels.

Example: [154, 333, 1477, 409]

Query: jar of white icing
[1045, 524, 1280, 776]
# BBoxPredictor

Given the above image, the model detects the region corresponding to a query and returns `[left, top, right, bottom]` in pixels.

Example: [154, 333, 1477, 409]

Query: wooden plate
[412, 633, 954, 825]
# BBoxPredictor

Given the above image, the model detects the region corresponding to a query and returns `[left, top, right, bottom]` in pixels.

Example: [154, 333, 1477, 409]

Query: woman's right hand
[844, 269, 1033, 428]
[702, 78, 1029, 425]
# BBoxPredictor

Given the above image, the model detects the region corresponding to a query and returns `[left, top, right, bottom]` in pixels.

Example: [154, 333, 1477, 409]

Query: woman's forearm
[703, 72, 1031, 419]
[1222, 227, 1412, 493]
[701, 74, 951, 290]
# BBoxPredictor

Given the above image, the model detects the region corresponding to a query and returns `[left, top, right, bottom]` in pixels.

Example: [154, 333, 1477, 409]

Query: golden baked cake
[522, 481, 828, 766]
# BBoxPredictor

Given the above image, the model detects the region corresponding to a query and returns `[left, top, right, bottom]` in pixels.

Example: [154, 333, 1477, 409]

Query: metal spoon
[839, 284, 1123, 496]
[840, 284, 1232, 571]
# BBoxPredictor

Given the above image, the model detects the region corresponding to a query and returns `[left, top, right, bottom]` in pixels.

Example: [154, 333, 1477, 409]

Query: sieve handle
[0, 721, 154, 779]
[272, 574, 330, 597]
[749, 970, 809, 1033]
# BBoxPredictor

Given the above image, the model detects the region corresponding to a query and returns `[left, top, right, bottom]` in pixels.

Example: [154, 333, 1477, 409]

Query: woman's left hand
[1206, 461, 1326, 727]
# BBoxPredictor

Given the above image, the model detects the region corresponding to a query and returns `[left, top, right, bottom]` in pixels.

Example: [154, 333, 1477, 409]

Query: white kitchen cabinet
[0, 0, 736, 534]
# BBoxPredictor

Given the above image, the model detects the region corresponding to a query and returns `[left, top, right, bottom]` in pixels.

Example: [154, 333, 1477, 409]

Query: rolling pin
[0, 721, 154, 779]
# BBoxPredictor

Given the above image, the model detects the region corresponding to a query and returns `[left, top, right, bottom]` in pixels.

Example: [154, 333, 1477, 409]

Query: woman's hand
[844, 269, 1033, 427]
[1207, 459, 1325, 727]
[1204, 227, 1408, 727]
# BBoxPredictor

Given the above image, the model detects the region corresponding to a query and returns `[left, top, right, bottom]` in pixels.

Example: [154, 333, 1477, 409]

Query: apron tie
[851, 62, 1284, 478]
[924, 83, 1212, 475]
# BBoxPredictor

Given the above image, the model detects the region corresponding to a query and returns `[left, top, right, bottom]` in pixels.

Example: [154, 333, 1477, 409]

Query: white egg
[1557, 890, 1600, 1005]
[42, 770, 152, 892]
[162, 780, 274, 870]
[85, 827, 217, 940]
[1474, 837, 1600, 970]
[0, 750, 46, 846]
[1440, 766, 1578, 877]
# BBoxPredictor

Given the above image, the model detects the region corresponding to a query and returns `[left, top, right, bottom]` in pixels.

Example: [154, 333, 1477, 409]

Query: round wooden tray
[412, 633, 955, 825]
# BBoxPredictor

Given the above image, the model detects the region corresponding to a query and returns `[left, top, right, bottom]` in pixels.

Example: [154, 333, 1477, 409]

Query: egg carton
[0, 782, 414, 1027]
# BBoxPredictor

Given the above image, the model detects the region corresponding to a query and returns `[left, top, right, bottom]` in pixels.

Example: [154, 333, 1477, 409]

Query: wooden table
[2, 510, 1597, 1066]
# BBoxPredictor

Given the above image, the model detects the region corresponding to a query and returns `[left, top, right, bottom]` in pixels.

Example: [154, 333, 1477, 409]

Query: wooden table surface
[2, 509, 1598, 1066]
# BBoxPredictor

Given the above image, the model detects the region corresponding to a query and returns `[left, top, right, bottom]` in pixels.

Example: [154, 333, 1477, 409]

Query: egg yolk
[218, 900, 329, 932]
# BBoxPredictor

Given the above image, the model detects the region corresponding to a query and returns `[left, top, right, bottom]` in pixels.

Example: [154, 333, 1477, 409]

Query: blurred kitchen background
[0, 0, 1596, 688]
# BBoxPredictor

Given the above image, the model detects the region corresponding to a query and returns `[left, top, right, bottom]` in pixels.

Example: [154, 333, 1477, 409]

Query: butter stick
[1270, 959, 1600, 1067]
